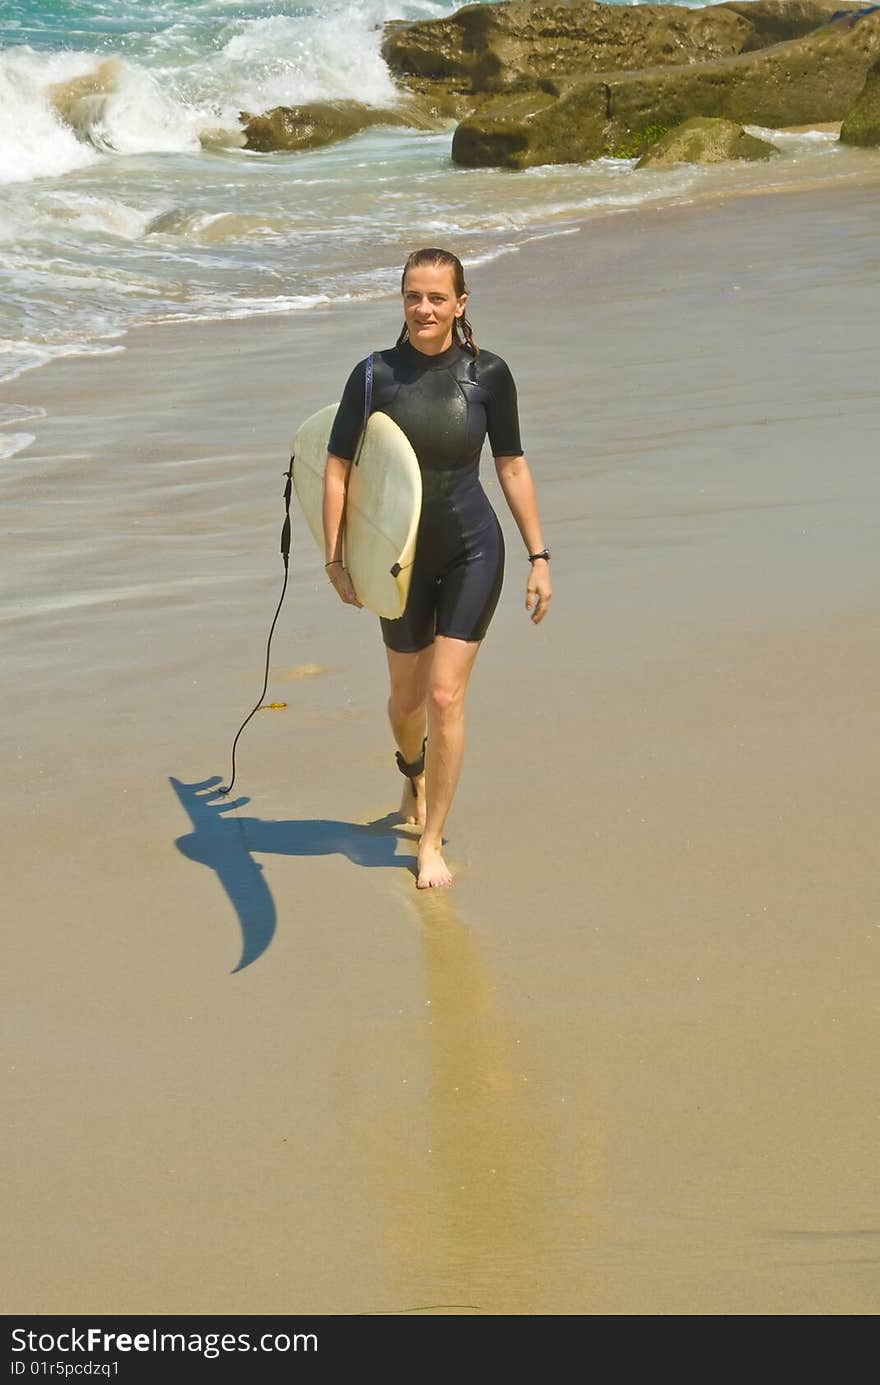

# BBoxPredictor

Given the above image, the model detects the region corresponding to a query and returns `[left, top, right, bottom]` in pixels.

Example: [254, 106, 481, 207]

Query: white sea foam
[41, 191, 159, 241]
[146, 292, 334, 326]
[0, 432, 36, 460]
[204, 7, 398, 114]
[0, 49, 100, 184]
[0, 339, 51, 383]
[746, 125, 841, 149]
[0, 47, 247, 186]
[56, 59, 207, 156]
[0, 403, 46, 427]
[0, 337, 125, 385]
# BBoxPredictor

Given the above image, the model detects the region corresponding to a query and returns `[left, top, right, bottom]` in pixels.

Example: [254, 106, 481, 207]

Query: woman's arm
[494, 453, 552, 625]
[323, 451, 362, 607]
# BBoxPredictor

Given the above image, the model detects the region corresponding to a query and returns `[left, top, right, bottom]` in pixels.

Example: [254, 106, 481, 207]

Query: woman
[323, 248, 551, 889]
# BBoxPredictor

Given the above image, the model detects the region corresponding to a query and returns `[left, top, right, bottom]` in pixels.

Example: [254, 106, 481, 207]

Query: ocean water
[0, 0, 872, 433]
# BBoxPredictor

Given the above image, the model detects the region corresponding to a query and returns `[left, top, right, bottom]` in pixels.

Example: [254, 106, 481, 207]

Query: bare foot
[398, 773, 426, 828]
[416, 840, 453, 889]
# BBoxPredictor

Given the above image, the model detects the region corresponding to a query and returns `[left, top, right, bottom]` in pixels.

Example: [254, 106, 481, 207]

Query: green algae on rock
[840, 54, 880, 145]
[241, 99, 445, 153]
[449, 3, 880, 166]
[382, 0, 862, 99]
[635, 116, 778, 166]
[451, 86, 602, 169]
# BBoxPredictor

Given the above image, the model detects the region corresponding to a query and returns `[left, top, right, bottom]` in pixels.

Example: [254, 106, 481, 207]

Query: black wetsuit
[327, 339, 522, 652]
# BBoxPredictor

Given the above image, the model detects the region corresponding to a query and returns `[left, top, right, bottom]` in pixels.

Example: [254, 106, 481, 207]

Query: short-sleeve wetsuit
[327, 339, 522, 652]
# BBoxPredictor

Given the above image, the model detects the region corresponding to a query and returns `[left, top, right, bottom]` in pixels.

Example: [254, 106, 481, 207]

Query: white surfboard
[291, 403, 422, 620]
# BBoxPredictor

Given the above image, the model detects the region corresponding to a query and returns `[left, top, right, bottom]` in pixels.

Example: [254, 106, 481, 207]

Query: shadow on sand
[170, 775, 416, 973]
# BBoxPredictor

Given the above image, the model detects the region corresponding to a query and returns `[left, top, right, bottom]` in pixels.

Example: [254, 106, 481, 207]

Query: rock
[240, 99, 444, 153]
[635, 115, 778, 165]
[451, 9, 880, 165]
[605, 9, 880, 154]
[840, 52, 880, 143]
[718, 0, 865, 50]
[452, 86, 603, 168]
[383, 1, 756, 97]
[382, 0, 866, 103]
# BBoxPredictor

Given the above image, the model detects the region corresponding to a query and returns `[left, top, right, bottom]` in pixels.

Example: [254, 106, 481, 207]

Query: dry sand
[2, 180, 879, 1316]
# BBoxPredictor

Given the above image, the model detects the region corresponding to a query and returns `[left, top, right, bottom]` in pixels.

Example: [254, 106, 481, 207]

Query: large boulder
[384, 1, 754, 96]
[635, 115, 778, 165]
[717, 0, 866, 50]
[606, 9, 880, 150]
[383, 0, 865, 101]
[452, 9, 880, 165]
[452, 85, 603, 168]
[240, 99, 443, 153]
[840, 53, 880, 143]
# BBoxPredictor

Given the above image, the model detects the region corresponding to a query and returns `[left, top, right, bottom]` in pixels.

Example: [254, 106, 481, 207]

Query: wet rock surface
[634, 115, 779, 165]
[430, 1, 880, 166]
[840, 52, 880, 144]
[240, 98, 445, 153]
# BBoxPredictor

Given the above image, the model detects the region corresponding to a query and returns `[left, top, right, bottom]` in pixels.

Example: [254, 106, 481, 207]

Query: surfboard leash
[219, 457, 294, 797]
[219, 353, 373, 796]
[353, 352, 373, 466]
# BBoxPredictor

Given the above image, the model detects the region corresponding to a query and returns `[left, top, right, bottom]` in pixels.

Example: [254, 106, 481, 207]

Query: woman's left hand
[526, 561, 552, 624]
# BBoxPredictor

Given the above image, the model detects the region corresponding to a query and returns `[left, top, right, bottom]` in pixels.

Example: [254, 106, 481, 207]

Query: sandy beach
[3, 178, 879, 1316]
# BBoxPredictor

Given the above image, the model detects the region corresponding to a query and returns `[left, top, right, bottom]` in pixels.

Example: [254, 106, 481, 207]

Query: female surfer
[323, 247, 551, 889]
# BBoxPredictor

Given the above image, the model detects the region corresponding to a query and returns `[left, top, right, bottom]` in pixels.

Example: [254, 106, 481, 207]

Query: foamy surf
[0, 49, 101, 184]
[0, 432, 36, 460]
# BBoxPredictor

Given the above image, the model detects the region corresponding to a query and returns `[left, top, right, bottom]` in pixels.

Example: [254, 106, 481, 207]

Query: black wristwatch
[528, 548, 550, 563]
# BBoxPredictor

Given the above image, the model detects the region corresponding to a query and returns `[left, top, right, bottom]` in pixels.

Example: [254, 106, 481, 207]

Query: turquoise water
[0, 0, 866, 419]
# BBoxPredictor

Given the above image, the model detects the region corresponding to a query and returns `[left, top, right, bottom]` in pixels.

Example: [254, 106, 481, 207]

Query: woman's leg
[418, 634, 482, 889]
[386, 644, 433, 825]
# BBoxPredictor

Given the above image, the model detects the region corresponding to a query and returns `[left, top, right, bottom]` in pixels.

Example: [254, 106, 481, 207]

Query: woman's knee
[388, 680, 426, 720]
[387, 648, 432, 720]
[427, 680, 464, 719]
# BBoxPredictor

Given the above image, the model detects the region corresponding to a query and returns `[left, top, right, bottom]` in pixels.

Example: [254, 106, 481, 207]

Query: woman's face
[402, 263, 467, 355]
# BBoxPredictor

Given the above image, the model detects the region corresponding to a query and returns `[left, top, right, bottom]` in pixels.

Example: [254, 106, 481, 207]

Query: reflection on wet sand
[360, 877, 598, 1315]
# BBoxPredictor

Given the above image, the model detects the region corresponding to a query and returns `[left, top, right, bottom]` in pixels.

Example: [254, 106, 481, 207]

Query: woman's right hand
[326, 562, 363, 608]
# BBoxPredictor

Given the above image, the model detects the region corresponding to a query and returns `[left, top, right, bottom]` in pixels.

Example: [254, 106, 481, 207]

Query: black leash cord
[219, 460, 294, 797]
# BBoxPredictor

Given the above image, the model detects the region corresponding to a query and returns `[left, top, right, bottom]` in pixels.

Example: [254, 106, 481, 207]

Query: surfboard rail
[291, 404, 422, 619]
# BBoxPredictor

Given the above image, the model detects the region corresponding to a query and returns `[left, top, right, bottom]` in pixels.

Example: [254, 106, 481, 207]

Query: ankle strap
[395, 736, 427, 779]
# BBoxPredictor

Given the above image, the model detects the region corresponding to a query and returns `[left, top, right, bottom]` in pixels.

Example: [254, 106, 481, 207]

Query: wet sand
[2, 180, 879, 1315]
